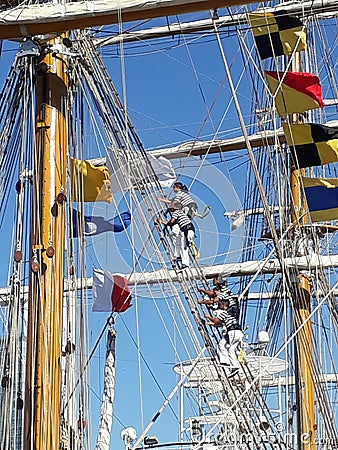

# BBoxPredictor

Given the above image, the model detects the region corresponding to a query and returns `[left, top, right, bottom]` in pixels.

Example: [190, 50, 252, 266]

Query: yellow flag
[283, 123, 338, 168]
[70, 157, 112, 203]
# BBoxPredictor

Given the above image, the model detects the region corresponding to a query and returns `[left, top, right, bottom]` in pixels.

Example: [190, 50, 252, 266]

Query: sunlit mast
[24, 35, 68, 449]
[290, 38, 315, 449]
[291, 166, 315, 449]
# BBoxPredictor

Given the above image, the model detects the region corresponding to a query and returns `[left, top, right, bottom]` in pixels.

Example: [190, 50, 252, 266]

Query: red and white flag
[92, 268, 132, 312]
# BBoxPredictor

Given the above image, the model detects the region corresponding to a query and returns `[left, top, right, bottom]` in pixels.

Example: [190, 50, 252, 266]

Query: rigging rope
[71, 31, 258, 439]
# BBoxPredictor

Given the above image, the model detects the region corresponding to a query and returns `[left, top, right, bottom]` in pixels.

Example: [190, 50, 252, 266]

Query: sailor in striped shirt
[205, 299, 243, 371]
[159, 201, 195, 268]
[158, 182, 198, 218]
[198, 283, 240, 320]
[215, 287, 240, 320]
[197, 276, 222, 298]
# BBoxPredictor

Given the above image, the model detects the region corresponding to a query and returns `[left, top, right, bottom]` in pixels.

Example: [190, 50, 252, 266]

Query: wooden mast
[290, 45, 315, 447]
[24, 36, 68, 450]
[290, 168, 315, 449]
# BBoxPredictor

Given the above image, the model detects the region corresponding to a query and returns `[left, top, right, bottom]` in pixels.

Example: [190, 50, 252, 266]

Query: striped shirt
[217, 288, 239, 319]
[217, 287, 234, 302]
[214, 309, 240, 333]
[171, 210, 192, 230]
[172, 191, 195, 207]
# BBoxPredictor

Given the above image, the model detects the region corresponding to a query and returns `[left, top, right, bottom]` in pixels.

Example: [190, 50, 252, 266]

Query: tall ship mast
[0, 1, 337, 450]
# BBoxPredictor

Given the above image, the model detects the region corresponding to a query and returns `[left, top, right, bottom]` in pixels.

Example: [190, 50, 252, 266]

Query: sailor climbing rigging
[205, 298, 243, 376]
[214, 286, 240, 320]
[158, 181, 198, 219]
[197, 276, 224, 297]
[159, 201, 195, 269]
[198, 279, 240, 319]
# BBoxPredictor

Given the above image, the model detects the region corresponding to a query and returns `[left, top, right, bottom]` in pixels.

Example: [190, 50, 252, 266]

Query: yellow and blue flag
[303, 177, 338, 222]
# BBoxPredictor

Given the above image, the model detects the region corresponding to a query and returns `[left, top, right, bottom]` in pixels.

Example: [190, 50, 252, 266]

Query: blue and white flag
[73, 209, 131, 237]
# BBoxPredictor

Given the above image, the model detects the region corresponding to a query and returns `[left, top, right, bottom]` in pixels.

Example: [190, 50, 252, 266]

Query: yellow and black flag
[249, 11, 306, 60]
[266, 71, 324, 117]
[283, 123, 338, 169]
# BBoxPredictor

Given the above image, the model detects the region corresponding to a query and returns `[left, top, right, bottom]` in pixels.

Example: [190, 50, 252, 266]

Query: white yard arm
[94, 0, 338, 47]
[1, 253, 338, 304]
[0, 0, 337, 41]
[0, 0, 257, 39]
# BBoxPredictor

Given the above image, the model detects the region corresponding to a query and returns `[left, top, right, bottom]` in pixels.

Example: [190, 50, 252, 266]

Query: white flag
[106, 149, 176, 193]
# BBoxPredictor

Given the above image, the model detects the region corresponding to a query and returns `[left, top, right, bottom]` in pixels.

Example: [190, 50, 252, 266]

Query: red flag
[93, 268, 132, 312]
[265, 71, 324, 116]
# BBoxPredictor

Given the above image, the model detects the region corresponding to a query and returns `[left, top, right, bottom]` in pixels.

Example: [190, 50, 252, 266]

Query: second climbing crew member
[198, 279, 240, 320]
[159, 201, 195, 269]
[158, 181, 198, 219]
[205, 298, 243, 377]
